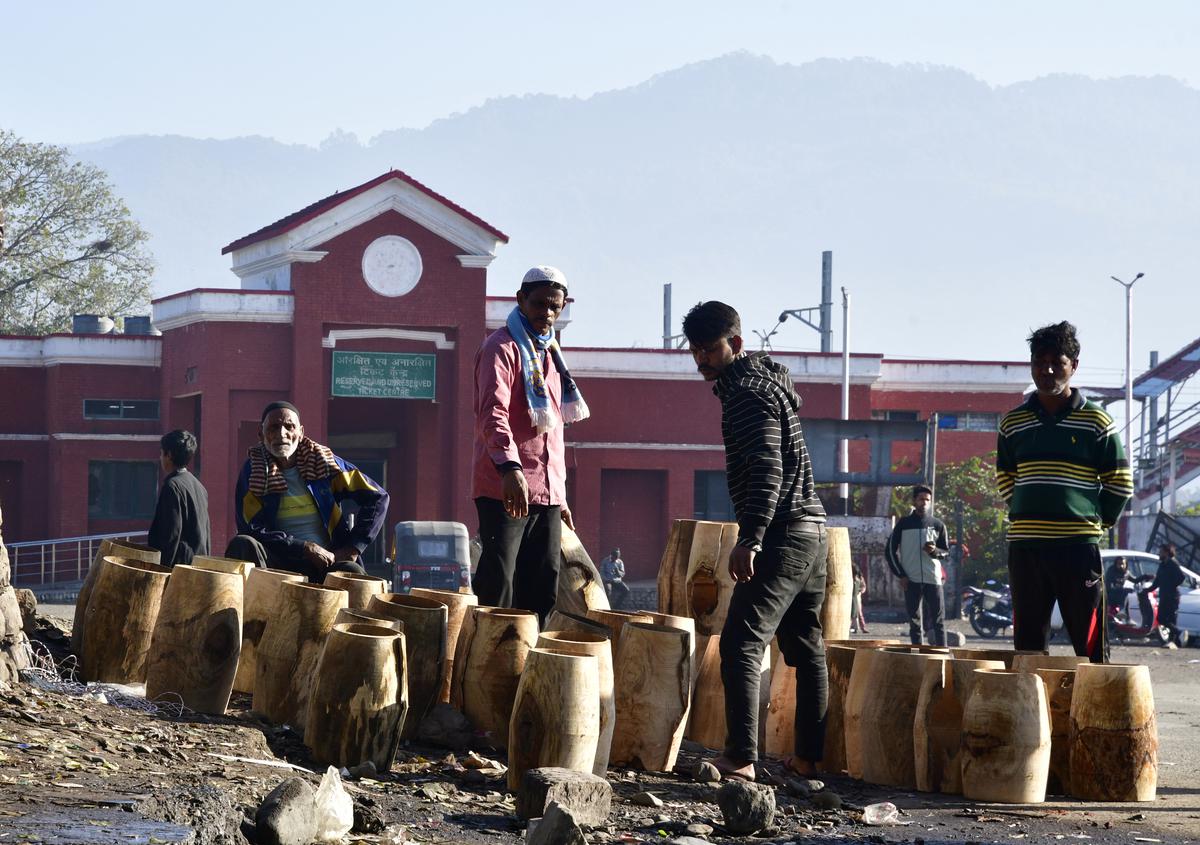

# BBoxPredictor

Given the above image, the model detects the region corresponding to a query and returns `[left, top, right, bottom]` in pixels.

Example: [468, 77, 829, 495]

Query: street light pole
[1111, 272, 1145, 458]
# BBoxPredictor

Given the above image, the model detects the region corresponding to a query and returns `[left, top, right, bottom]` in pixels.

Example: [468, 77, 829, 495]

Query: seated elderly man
[225, 401, 389, 582]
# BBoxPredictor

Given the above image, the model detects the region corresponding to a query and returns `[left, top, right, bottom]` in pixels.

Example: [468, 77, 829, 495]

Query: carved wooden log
[655, 519, 698, 616]
[324, 572, 388, 610]
[810, 639, 898, 772]
[687, 633, 726, 749]
[72, 540, 160, 657]
[334, 607, 403, 631]
[1011, 654, 1088, 673]
[80, 556, 171, 683]
[507, 648, 600, 790]
[454, 607, 538, 749]
[544, 610, 611, 640]
[367, 593, 448, 739]
[949, 647, 1046, 669]
[1069, 662, 1157, 801]
[556, 526, 610, 617]
[191, 555, 254, 582]
[409, 588, 478, 704]
[585, 609, 651, 663]
[234, 568, 306, 694]
[305, 623, 408, 771]
[144, 565, 242, 714]
[1033, 667, 1076, 795]
[962, 669, 1051, 803]
[684, 522, 738, 636]
[610, 622, 691, 771]
[253, 582, 348, 728]
[819, 528, 853, 641]
[448, 603, 493, 709]
[858, 648, 950, 788]
[537, 631, 614, 775]
[913, 657, 1003, 793]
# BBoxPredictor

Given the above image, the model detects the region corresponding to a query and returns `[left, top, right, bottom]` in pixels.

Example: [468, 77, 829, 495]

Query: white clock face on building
[361, 235, 423, 297]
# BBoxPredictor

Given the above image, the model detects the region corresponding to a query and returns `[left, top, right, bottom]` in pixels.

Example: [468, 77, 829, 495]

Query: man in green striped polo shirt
[996, 321, 1133, 662]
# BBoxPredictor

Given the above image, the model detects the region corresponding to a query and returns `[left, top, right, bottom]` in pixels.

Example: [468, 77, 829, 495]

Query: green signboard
[331, 350, 437, 400]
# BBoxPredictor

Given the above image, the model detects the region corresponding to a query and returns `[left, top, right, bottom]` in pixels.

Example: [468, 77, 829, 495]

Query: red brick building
[0, 171, 1031, 581]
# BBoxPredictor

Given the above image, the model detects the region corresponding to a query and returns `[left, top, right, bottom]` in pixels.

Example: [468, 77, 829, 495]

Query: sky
[5, 0, 1200, 146]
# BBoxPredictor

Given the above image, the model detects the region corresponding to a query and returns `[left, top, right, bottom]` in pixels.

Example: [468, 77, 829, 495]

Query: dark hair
[682, 301, 741, 346]
[913, 484, 933, 498]
[1027, 321, 1081, 361]
[160, 429, 197, 468]
[261, 400, 300, 423]
[1161, 543, 1176, 558]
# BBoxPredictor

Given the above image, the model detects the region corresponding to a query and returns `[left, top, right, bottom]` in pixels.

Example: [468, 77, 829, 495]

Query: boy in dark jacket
[684, 300, 827, 782]
[148, 429, 210, 565]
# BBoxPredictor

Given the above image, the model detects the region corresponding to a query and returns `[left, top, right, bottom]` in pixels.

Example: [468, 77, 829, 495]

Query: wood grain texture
[254, 582, 348, 728]
[913, 657, 1003, 793]
[818, 528, 852, 642]
[145, 565, 243, 714]
[409, 588, 478, 704]
[305, 623, 408, 771]
[72, 541, 160, 657]
[962, 669, 1051, 804]
[857, 648, 950, 789]
[556, 526, 610, 617]
[610, 623, 691, 772]
[324, 572, 388, 610]
[454, 607, 538, 750]
[544, 610, 611, 640]
[949, 647, 1046, 669]
[1033, 667, 1076, 796]
[813, 639, 898, 773]
[191, 555, 254, 582]
[367, 593, 448, 739]
[507, 648, 599, 790]
[80, 556, 171, 684]
[538, 631, 615, 775]
[1069, 663, 1157, 802]
[585, 609, 651, 664]
[233, 568, 305, 694]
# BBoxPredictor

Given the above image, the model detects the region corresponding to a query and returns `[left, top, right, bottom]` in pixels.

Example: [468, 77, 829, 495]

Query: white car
[1050, 549, 1200, 643]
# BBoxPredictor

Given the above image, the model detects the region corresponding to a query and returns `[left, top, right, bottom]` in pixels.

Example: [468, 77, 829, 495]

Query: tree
[0, 130, 153, 335]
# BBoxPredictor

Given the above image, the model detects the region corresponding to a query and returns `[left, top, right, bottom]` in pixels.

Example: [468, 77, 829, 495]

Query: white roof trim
[230, 249, 328, 281]
[457, 254, 495, 268]
[567, 441, 721, 451]
[50, 433, 163, 441]
[563, 349, 881, 384]
[153, 291, 295, 332]
[229, 179, 504, 276]
[322, 328, 455, 350]
[0, 336, 161, 368]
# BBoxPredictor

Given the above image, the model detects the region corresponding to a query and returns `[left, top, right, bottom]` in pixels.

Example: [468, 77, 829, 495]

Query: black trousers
[719, 521, 828, 763]
[472, 497, 561, 625]
[1009, 543, 1106, 663]
[605, 579, 631, 609]
[224, 534, 367, 584]
[904, 581, 946, 646]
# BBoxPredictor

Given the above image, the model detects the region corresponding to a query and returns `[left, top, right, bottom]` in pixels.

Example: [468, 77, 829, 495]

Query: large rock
[526, 801, 586, 845]
[255, 778, 317, 845]
[517, 767, 612, 826]
[716, 780, 775, 835]
[14, 589, 36, 636]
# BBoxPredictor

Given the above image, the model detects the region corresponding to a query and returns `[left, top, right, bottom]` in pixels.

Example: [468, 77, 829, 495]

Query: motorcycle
[1108, 575, 1185, 647]
[963, 579, 1013, 639]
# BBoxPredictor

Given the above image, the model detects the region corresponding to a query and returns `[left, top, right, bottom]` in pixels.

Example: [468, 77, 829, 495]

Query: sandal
[712, 757, 756, 782]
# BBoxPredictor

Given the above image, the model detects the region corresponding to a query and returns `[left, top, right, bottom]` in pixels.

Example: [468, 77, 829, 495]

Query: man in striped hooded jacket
[996, 321, 1132, 662]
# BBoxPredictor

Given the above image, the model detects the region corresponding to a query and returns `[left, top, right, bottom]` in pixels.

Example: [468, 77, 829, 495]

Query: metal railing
[7, 531, 149, 586]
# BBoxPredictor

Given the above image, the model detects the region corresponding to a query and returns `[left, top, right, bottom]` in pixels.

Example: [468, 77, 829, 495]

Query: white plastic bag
[313, 765, 354, 841]
[862, 801, 906, 825]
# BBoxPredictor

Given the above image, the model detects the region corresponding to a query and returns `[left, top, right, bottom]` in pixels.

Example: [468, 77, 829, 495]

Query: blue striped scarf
[506, 307, 590, 434]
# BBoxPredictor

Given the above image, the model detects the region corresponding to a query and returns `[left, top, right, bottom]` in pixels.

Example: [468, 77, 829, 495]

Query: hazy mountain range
[70, 53, 1200, 377]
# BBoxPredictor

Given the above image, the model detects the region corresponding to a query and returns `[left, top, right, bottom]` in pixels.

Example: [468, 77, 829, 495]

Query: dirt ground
[1, 610, 1196, 845]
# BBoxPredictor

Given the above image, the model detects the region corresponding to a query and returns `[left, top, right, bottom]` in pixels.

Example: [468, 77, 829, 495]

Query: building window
[88, 461, 158, 520]
[694, 470, 736, 522]
[83, 399, 160, 420]
[937, 412, 999, 432]
[873, 410, 920, 421]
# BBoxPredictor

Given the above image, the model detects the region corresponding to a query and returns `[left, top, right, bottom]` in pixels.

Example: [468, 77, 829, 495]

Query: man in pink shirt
[472, 266, 589, 623]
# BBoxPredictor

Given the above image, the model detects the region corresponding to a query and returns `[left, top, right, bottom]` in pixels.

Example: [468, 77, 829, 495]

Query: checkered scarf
[247, 438, 341, 495]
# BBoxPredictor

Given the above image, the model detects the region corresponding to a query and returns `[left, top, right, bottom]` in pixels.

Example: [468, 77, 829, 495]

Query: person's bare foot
[712, 755, 756, 782]
[783, 756, 818, 777]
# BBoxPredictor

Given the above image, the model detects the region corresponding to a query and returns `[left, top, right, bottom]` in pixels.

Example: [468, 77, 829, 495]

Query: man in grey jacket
[885, 485, 950, 646]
